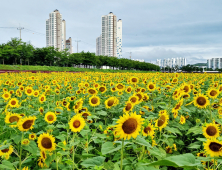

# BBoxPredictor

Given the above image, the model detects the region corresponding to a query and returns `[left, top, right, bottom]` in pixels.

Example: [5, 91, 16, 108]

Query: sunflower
[207, 88, 219, 99]
[182, 84, 191, 93]
[135, 93, 144, 103]
[155, 112, 169, 131]
[89, 96, 100, 107]
[37, 133, 56, 152]
[29, 133, 37, 140]
[165, 146, 173, 154]
[2, 92, 11, 101]
[99, 86, 107, 93]
[116, 83, 125, 91]
[212, 103, 220, 109]
[5, 113, 21, 127]
[73, 98, 83, 112]
[142, 123, 156, 138]
[39, 94, 46, 104]
[69, 114, 85, 132]
[55, 107, 63, 114]
[203, 123, 220, 139]
[123, 101, 134, 113]
[39, 107, 44, 114]
[115, 112, 144, 140]
[218, 108, 222, 118]
[87, 88, 98, 95]
[147, 82, 156, 92]
[204, 138, 222, 157]
[129, 95, 139, 105]
[143, 94, 149, 101]
[172, 99, 183, 114]
[25, 87, 33, 96]
[18, 116, 36, 132]
[81, 112, 91, 120]
[21, 139, 30, 145]
[179, 115, 186, 124]
[130, 77, 139, 84]
[40, 150, 47, 161]
[0, 145, 13, 160]
[105, 97, 119, 109]
[193, 94, 210, 109]
[33, 90, 39, 97]
[125, 86, 133, 93]
[8, 98, 19, 108]
[44, 112, 57, 124]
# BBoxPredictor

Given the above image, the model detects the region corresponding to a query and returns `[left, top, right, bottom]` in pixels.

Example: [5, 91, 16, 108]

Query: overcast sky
[1, 0, 222, 64]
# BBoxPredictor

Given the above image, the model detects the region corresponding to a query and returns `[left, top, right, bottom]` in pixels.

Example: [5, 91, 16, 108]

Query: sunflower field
[1, 72, 222, 170]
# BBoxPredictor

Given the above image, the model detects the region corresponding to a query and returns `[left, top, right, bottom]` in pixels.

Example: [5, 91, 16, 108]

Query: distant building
[66, 37, 72, 54]
[62, 19, 66, 50]
[46, 9, 66, 51]
[96, 35, 102, 56]
[156, 58, 186, 68]
[132, 59, 145, 62]
[207, 58, 222, 70]
[96, 12, 122, 57]
[116, 19, 122, 58]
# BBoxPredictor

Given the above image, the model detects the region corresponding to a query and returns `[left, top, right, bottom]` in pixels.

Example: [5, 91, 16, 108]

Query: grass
[0, 64, 156, 73]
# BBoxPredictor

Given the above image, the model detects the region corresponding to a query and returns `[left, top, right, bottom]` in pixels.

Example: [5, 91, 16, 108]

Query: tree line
[0, 38, 160, 71]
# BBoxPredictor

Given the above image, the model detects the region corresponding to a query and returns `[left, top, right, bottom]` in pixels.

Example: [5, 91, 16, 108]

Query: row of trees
[0, 38, 160, 71]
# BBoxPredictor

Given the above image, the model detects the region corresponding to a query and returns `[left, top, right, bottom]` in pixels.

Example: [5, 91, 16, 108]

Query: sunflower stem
[214, 157, 215, 170]
[56, 151, 59, 170]
[120, 139, 124, 170]
[72, 133, 76, 170]
[19, 132, 24, 170]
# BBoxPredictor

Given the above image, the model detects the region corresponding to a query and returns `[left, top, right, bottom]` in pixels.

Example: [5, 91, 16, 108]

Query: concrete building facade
[207, 58, 222, 70]
[46, 9, 65, 51]
[156, 58, 186, 68]
[66, 37, 72, 54]
[96, 35, 102, 56]
[116, 19, 122, 58]
[62, 19, 66, 50]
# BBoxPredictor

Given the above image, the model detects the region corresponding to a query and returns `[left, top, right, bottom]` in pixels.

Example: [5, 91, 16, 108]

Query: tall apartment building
[156, 58, 186, 68]
[207, 58, 222, 69]
[117, 19, 122, 58]
[66, 37, 72, 54]
[46, 9, 66, 51]
[62, 19, 66, 50]
[96, 12, 122, 57]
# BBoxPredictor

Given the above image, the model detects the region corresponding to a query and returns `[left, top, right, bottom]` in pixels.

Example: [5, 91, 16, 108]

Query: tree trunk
[3, 59, 4, 65]
[28, 59, 29, 65]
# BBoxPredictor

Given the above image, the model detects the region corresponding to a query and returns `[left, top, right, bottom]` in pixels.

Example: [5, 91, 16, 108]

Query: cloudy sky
[1, 0, 222, 64]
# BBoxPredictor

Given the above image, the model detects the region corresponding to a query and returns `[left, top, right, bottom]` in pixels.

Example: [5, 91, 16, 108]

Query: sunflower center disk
[91, 98, 98, 104]
[197, 97, 206, 106]
[125, 103, 132, 111]
[122, 118, 138, 134]
[1, 149, 9, 153]
[82, 113, 89, 119]
[210, 90, 217, 96]
[144, 126, 151, 134]
[47, 115, 54, 121]
[149, 85, 154, 89]
[209, 142, 222, 152]
[206, 126, 217, 136]
[73, 120, 81, 128]
[99, 87, 105, 92]
[22, 120, 34, 129]
[108, 99, 114, 106]
[11, 101, 16, 105]
[41, 137, 52, 149]
[9, 116, 19, 123]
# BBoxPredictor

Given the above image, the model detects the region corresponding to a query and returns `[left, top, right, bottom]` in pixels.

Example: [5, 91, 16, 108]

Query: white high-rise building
[96, 12, 122, 57]
[46, 9, 66, 51]
[156, 58, 186, 68]
[207, 58, 222, 70]
[66, 37, 72, 54]
[62, 19, 66, 50]
[96, 35, 102, 56]
[117, 19, 122, 58]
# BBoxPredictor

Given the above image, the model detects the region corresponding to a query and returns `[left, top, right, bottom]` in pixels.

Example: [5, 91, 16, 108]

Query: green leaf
[142, 153, 201, 168]
[147, 147, 166, 160]
[134, 136, 152, 148]
[95, 133, 107, 139]
[81, 156, 105, 168]
[103, 160, 115, 170]
[12, 134, 22, 144]
[0, 160, 14, 170]
[186, 126, 202, 135]
[0, 144, 9, 150]
[165, 126, 182, 135]
[80, 130, 91, 136]
[96, 110, 107, 116]
[22, 140, 39, 155]
[101, 142, 122, 155]
[187, 142, 201, 149]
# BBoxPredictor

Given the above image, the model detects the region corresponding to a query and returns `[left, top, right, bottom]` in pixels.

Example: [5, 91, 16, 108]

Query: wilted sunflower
[105, 97, 119, 109]
[18, 116, 36, 132]
[37, 133, 56, 152]
[207, 88, 219, 99]
[115, 112, 144, 140]
[44, 112, 57, 124]
[69, 114, 85, 132]
[87, 88, 98, 95]
[29, 133, 37, 140]
[89, 96, 100, 107]
[193, 94, 209, 109]
[204, 139, 222, 157]
[8, 98, 19, 108]
[155, 112, 169, 131]
[0, 145, 13, 160]
[203, 123, 220, 139]
[147, 82, 156, 92]
[5, 113, 21, 127]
